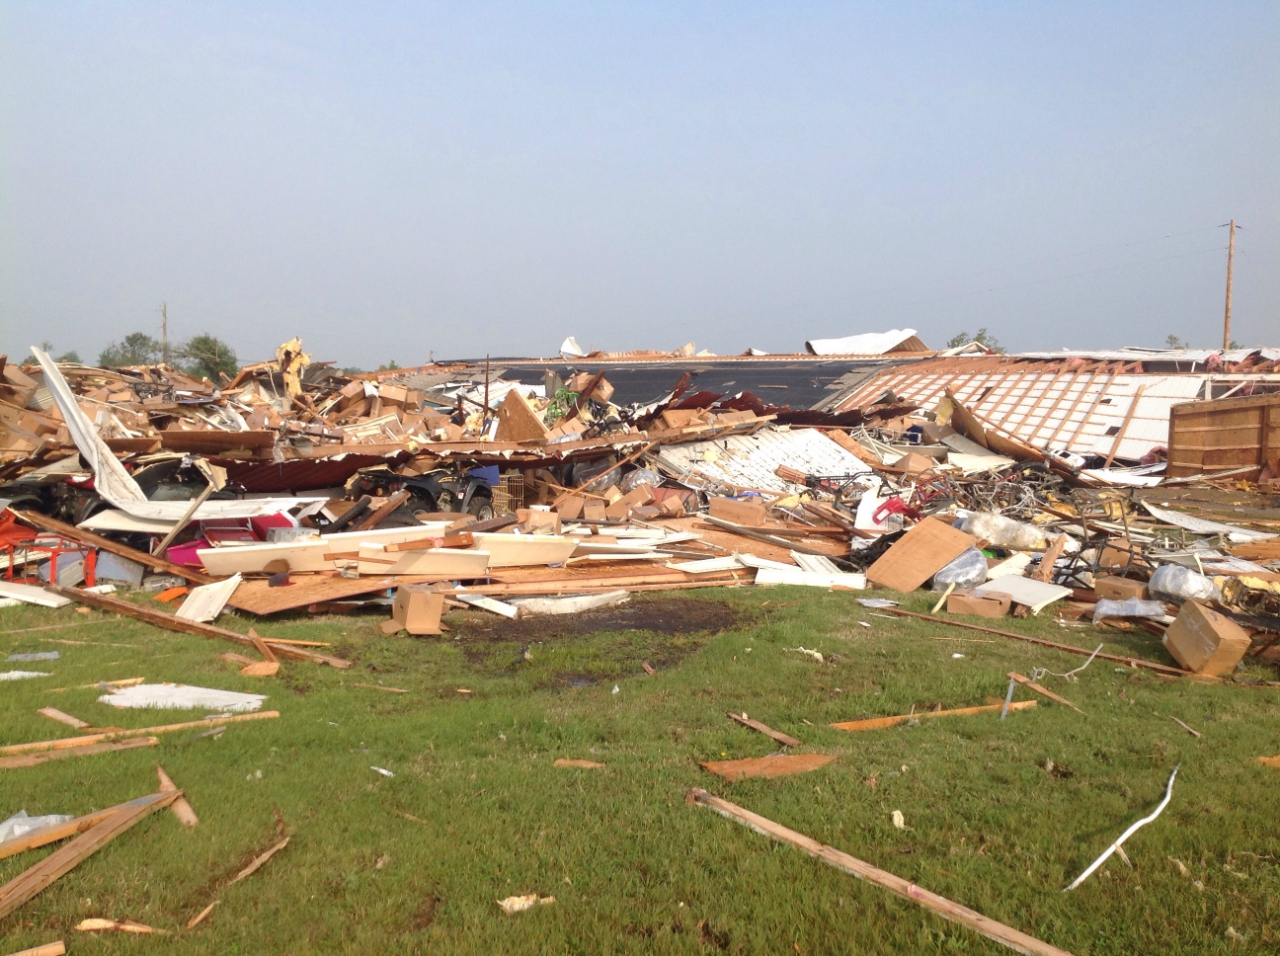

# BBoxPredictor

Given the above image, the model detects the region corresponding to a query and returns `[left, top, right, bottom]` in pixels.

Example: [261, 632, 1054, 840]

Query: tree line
[95, 332, 239, 381]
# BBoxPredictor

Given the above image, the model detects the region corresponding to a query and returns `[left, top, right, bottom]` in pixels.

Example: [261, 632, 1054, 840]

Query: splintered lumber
[700, 754, 836, 780]
[14, 510, 216, 585]
[1032, 534, 1067, 583]
[0, 794, 172, 861]
[355, 490, 412, 531]
[227, 572, 451, 616]
[0, 790, 181, 920]
[831, 700, 1036, 732]
[553, 758, 604, 769]
[0, 736, 158, 770]
[44, 584, 350, 668]
[74, 918, 165, 934]
[228, 837, 289, 886]
[701, 515, 840, 558]
[1007, 672, 1084, 713]
[726, 711, 801, 748]
[185, 900, 220, 929]
[156, 765, 199, 828]
[881, 608, 1201, 679]
[688, 788, 1075, 956]
[384, 532, 475, 551]
[5, 943, 65, 956]
[0, 711, 279, 758]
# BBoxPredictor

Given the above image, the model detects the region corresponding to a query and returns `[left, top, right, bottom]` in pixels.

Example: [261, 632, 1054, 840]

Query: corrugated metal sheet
[835, 362, 1211, 460]
[655, 428, 870, 492]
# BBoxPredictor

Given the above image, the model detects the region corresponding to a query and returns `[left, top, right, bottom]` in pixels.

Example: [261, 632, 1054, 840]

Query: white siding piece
[0, 581, 72, 609]
[455, 593, 519, 618]
[755, 567, 866, 589]
[805, 329, 923, 356]
[791, 552, 843, 574]
[666, 556, 746, 573]
[736, 554, 804, 572]
[176, 573, 242, 624]
[654, 428, 870, 493]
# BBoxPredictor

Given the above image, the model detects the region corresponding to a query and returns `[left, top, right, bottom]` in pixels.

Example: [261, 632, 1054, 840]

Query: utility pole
[161, 301, 170, 365]
[1222, 220, 1235, 350]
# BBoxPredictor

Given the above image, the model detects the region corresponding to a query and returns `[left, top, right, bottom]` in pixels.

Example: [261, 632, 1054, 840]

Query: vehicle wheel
[467, 496, 495, 522]
[435, 490, 456, 512]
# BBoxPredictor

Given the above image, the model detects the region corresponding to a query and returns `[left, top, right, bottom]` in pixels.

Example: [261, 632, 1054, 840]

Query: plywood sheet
[472, 534, 580, 569]
[865, 517, 977, 592]
[355, 547, 491, 576]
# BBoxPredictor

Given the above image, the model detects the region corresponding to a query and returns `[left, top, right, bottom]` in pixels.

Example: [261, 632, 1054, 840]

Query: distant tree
[377, 360, 401, 372]
[38, 340, 54, 352]
[947, 328, 1003, 353]
[1165, 334, 1185, 348]
[181, 333, 238, 381]
[56, 350, 81, 364]
[98, 332, 162, 367]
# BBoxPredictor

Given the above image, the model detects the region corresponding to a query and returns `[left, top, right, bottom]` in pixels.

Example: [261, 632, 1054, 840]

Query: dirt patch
[446, 596, 747, 686]
[449, 596, 742, 643]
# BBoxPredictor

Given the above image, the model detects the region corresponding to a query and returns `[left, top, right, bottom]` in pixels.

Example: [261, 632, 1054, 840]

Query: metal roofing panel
[655, 428, 870, 492]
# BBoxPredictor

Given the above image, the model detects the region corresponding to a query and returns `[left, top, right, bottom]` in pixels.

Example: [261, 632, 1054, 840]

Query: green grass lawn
[2, 588, 1278, 954]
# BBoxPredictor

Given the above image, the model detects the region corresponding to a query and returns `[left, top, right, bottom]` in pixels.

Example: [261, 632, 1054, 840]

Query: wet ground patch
[446, 596, 745, 685]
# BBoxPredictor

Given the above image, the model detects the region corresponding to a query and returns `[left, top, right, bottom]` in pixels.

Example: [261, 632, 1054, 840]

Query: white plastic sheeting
[805, 329, 924, 356]
[98, 683, 265, 712]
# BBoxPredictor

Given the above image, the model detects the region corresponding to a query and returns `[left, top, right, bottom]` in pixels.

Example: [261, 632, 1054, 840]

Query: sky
[1, 2, 1276, 368]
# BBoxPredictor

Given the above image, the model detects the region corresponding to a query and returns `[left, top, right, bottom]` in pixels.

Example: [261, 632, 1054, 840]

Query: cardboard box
[708, 496, 767, 526]
[390, 585, 444, 636]
[556, 496, 586, 520]
[947, 589, 1012, 618]
[1162, 600, 1251, 676]
[517, 507, 561, 534]
[1094, 575, 1149, 602]
[1099, 537, 1150, 571]
[582, 501, 608, 522]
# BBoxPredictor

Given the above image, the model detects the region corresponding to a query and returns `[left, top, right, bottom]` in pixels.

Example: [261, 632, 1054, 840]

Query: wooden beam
[4, 943, 66, 956]
[726, 711, 801, 748]
[1102, 384, 1147, 468]
[1032, 534, 1066, 583]
[0, 736, 158, 770]
[44, 584, 350, 668]
[354, 490, 412, 531]
[0, 793, 166, 860]
[14, 510, 216, 585]
[688, 789, 1076, 956]
[831, 701, 1036, 732]
[0, 711, 279, 758]
[0, 790, 181, 919]
[882, 608, 1200, 678]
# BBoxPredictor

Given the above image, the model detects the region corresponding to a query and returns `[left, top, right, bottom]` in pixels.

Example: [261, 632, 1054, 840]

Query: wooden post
[1223, 219, 1235, 350]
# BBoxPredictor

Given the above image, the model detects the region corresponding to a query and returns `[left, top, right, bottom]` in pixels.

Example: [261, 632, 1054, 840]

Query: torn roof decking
[379, 356, 931, 410]
[833, 356, 1280, 461]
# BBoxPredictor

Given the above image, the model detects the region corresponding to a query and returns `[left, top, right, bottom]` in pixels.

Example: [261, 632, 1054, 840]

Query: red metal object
[871, 496, 921, 524]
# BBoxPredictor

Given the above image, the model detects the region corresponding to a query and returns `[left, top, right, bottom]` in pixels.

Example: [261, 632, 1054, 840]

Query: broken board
[699, 754, 836, 780]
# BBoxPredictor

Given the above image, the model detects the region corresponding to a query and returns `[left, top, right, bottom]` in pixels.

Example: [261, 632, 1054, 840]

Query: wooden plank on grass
[0, 794, 170, 861]
[726, 711, 801, 748]
[0, 736, 157, 770]
[1008, 672, 1084, 713]
[700, 754, 836, 780]
[688, 788, 1076, 956]
[5, 943, 65, 956]
[36, 708, 89, 730]
[156, 765, 199, 828]
[881, 607, 1199, 678]
[831, 700, 1036, 732]
[0, 710, 279, 758]
[0, 790, 181, 919]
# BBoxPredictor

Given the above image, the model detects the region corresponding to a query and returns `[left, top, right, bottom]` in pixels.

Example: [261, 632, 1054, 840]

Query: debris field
[1, 332, 1279, 954]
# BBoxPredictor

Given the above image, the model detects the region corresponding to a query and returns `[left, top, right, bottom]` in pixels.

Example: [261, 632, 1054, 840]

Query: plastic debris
[98, 683, 266, 713]
[498, 894, 555, 914]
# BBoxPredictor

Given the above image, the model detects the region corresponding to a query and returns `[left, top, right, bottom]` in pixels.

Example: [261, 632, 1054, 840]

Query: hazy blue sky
[2, 2, 1276, 367]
